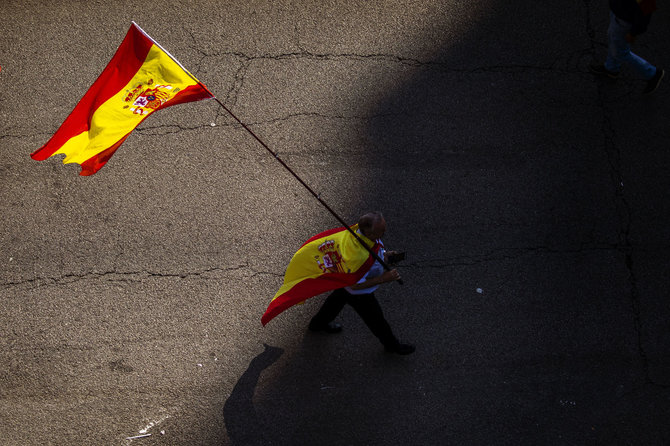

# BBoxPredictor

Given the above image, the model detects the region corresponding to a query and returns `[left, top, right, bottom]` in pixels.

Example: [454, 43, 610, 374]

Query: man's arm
[349, 269, 401, 290]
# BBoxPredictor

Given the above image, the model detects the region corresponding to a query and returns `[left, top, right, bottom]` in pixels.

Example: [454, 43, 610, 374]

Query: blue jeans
[605, 11, 657, 79]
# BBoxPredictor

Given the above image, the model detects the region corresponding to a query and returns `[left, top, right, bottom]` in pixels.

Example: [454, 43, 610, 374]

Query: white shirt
[345, 240, 385, 295]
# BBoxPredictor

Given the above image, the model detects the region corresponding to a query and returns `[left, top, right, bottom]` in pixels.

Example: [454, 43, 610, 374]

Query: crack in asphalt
[581, 0, 660, 387]
[198, 48, 582, 74]
[0, 263, 282, 291]
[134, 122, 215, 136]
[4, 49, 596, 141]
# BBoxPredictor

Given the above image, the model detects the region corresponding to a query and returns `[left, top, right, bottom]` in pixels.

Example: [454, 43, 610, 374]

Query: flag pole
[209, 94, 402, 285]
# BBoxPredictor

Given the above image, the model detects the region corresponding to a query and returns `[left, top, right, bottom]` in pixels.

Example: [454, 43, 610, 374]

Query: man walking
[308, 212, 415, 355]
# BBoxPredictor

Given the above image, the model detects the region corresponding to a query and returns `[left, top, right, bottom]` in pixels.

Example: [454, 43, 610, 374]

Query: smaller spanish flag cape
[31, 22, 213, 175]
[261, 224, 381, 326]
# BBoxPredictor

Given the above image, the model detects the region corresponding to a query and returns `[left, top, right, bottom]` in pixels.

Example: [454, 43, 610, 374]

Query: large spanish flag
[261, 224, 381, 326]
[31, 22, 213, 176]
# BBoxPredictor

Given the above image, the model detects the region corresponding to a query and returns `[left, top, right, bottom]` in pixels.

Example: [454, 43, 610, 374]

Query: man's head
[358, 211, 386, 240]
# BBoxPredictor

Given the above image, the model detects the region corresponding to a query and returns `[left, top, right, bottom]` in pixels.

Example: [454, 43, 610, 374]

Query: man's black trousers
[309, 288, 400, 348]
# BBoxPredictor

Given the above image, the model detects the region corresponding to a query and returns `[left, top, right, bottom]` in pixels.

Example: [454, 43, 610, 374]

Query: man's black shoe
[308, 322, 342, 334]
[643, 68, 664, 94]
[385, 343, 415, 355]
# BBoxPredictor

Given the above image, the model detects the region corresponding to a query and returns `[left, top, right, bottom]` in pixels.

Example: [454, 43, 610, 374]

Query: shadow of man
[223, 344, 284, 445]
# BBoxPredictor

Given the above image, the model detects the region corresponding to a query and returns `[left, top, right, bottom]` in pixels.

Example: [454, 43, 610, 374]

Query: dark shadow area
[355, 2, 670, 445]
[223, 344, 284, 445]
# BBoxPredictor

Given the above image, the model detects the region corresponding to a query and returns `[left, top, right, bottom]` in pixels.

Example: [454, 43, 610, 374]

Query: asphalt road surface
[1, 1, 669, 445]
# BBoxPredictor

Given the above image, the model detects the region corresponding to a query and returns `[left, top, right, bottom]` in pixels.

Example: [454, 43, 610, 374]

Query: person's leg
[347, 293, 400, 348]
[605, 12, 628, 74]
[605, 11, 657, 79]
[349, 294, 415, 354]
[308, 288, 348, 332]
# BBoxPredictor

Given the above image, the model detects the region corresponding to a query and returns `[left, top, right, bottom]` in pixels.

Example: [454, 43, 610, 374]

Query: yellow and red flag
[261, 224, 381, 326]
[31, 22, 213, 175]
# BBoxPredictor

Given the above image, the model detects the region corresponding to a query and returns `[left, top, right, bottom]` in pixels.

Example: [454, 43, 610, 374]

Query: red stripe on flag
[154, 83, 212, 110]
[78, 135, 130, 176]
